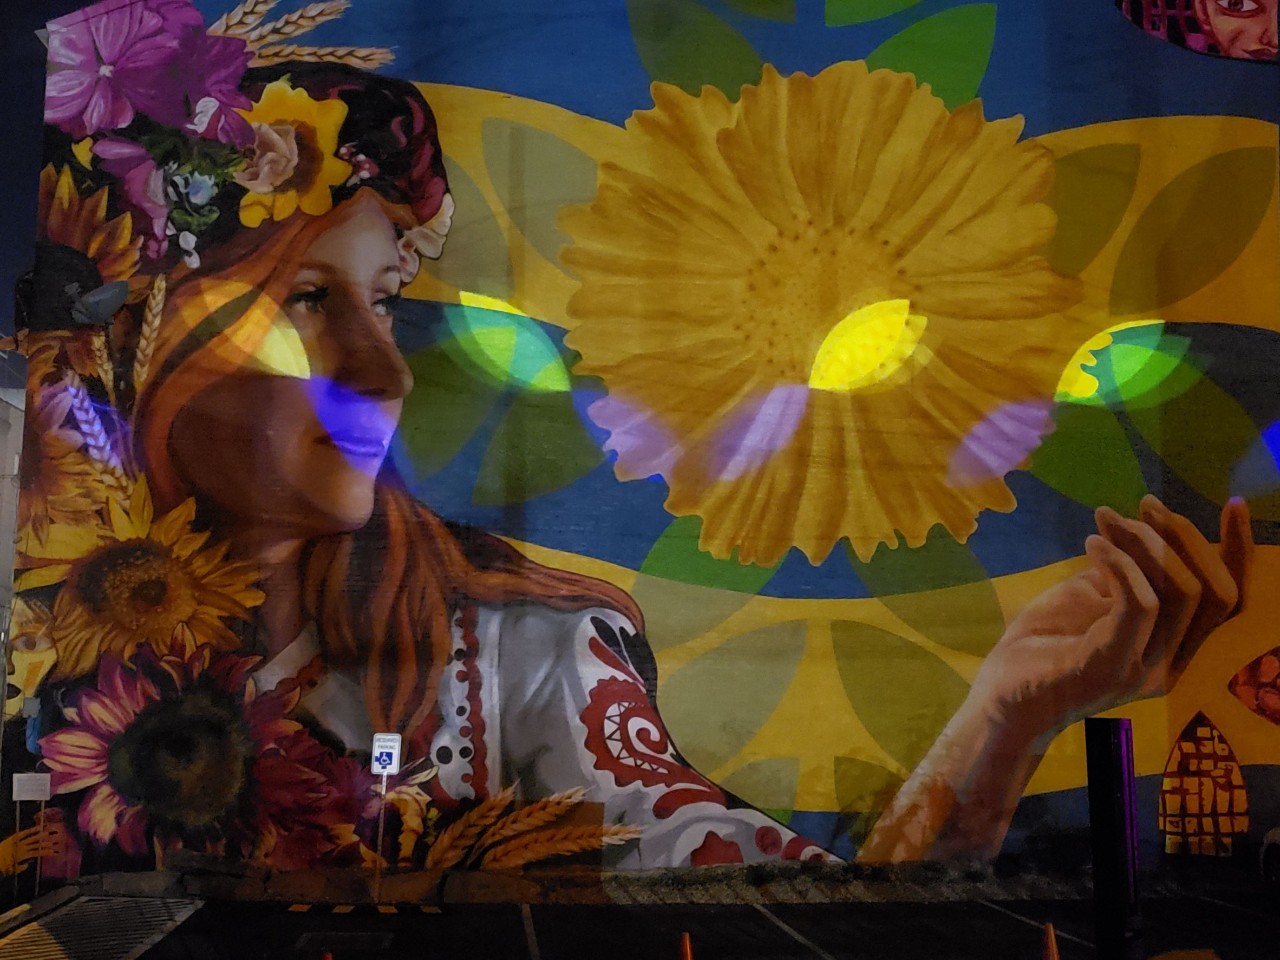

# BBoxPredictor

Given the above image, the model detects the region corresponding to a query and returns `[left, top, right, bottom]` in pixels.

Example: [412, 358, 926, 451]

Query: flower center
[740, 219, 914, 382]
[73, 540, 199, 632]
[98, 63, 114, 78]
[107, 690, 251, 829]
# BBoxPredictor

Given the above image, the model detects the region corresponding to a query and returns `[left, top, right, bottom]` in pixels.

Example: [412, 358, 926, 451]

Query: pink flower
[144, 0, 205, 33]
[179, 30, 253, 147]
[93, 139, 171, 260]
[39, 641, 298, 859]
[234, 122, 301, 193]
[45, 2, 182, 138]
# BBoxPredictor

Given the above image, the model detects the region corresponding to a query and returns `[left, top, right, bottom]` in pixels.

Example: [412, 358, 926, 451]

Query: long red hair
[134, 191, 641, 756]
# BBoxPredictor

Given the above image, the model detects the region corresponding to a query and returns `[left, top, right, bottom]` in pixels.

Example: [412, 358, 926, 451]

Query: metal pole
[373, 772, 388, 903]
[1085, 717, 1145, 960]
[33, 800, 44, 900]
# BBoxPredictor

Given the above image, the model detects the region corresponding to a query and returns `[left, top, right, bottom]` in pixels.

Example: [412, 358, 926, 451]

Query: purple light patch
[587, 393, 682, 481]
[948, 400, 1055, 488]
[705, 385, 810, 482]
[305, 376, 399, 476]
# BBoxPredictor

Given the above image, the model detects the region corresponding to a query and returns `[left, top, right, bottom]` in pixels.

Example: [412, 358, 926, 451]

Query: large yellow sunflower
[38, 164, 141, 286]
[235, 79, 352, 227]
[562, 62, 1086, 565]
[34, 479, 264, 680]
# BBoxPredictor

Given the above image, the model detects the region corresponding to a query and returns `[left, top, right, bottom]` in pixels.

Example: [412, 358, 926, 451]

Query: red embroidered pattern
[580, 635, 726, 819]
[458, 605, 488, 798]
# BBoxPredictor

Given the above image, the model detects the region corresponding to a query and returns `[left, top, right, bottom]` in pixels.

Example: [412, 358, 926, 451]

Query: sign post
[12, 773, 51, 900]
[370, 733, 402, 903]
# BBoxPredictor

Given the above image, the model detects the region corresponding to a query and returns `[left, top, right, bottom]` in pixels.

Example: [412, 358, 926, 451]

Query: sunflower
[38, 638, 320, 859]
[38, 164, 141, 287]
[32, 478, 264, 679]
[234, 79, 352, 227]
[16, 384, 103, 549]
[561, 62, 1085, 565]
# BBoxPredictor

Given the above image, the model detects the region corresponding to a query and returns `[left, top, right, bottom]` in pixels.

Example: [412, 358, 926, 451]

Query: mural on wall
[2, 0, 1279, 892]
[1117, 0, 1277, 60]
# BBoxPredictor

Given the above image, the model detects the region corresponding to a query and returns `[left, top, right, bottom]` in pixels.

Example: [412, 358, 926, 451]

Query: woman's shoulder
[472, 601, 657, 701]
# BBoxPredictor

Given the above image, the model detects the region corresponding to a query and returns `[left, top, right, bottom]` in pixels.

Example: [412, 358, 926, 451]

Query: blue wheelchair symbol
[375, 751, 394, 768]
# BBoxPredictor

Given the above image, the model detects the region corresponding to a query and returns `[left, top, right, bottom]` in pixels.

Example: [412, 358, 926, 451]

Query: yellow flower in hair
[562, 62, 1086, 565]
[235, 79, 352, 228]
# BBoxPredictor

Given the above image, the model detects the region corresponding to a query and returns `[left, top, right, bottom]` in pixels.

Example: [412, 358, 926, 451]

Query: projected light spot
[441, 296, 571, 393]
[948, 399, 1055, 487]
[306, 377, 399, 476]
[808, 300, 926, 392]
[251, 321, 311, 379]
[709, 385, 809, 482]
[1056, 320, 1164, 402]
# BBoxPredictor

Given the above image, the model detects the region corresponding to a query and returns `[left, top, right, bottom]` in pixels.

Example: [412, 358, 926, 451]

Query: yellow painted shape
[1056, 319, 1162, 400]
[808, 300, 927, 392]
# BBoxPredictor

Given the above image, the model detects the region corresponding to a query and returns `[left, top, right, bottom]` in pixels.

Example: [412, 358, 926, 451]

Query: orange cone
[1042, 923, 1060, 960]
[680, 931, 693, 960]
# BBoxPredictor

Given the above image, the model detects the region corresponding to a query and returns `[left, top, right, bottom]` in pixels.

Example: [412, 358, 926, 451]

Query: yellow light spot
[807, 299, 926, 392]
[1056, 319, 1161, 400]
[458, 290, 525, 316]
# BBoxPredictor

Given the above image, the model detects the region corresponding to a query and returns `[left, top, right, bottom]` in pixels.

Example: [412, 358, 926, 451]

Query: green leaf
[723, 0, 796, 21]
[1029, 404, 1147, 513]
[640, 515, 779, 592]
[481, 119, 599, 276]
[1110, 146, 1277, 315]
[831, 621, 969, 770]
[472, 391, 604, 504]
[865, 4, 996, 109]
[848, 528, 1004, 657]
[1091, 329, 1202, 411]
[398, 346, 503, 478]
[1048, 143, 1142, 277]
[1128, 377, 1260, 508]
[627, 0, 764, 97]
[825, 0, 923, 26]
[720, 758, 801, 809]
[440, 303, 571, 393]
[631, 574, 762, 652]
[419, 155, 514, 299]
[660, 621, 806, 772]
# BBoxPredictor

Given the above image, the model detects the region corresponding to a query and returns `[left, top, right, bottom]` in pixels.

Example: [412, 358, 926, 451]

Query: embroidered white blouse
[253, 603, 831, 869]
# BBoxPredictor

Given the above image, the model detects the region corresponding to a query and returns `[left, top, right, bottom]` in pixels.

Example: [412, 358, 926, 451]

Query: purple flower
[93, 139, 171, 261]
[45, 2, 183, 138]
[144, 0, 205, 34]
[180, 31, 253, 147]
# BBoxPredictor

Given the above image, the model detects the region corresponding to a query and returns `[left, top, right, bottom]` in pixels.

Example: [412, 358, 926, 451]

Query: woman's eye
[288, 288, 328, 313]
[373, 293, 402, 318]
[1216, 0, 1261, 12]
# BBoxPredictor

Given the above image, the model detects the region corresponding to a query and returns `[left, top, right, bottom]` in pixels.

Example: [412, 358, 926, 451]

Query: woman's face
[170, 197, 413, 542]
[1197, 0, 1278, 59]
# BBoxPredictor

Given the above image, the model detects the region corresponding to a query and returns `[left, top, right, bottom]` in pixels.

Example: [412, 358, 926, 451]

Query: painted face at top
[169, 195, 413, 543]
[1198, 0, 1278, 59]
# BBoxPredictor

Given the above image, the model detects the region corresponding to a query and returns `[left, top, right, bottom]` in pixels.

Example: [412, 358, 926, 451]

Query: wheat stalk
[63, 372, 132, 506]
[466, 789, 586, 864]
[90, 331, 115, 406]
[423, 786, 516, 873]
[249, 44, 394, 68]
[209, 0, 280, 37]
[132, 274, 165, 394]
[245, 1, 350, 46]
[481, 825, 642, 871]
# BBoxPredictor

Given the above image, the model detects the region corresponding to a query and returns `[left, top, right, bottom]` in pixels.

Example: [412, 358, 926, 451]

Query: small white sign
[371, 732, 402, 776]
[12, 773, 51, 802]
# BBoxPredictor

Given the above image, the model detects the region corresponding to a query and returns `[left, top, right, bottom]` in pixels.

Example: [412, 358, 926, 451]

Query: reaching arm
[860, 496, 1254, 863]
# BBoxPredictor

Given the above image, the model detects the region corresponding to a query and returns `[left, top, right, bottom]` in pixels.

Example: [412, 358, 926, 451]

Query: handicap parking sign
[370, 732, 402, 775]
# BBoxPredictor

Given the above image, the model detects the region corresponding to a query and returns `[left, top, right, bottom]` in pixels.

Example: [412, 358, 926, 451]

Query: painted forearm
[857, 694, 1049, 863]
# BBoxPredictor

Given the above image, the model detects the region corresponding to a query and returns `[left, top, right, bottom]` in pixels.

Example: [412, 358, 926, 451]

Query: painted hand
[975, 495, 1253, 742]
[0, 819, 68, 876]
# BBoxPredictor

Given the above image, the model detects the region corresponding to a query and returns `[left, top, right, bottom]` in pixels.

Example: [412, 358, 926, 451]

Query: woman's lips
[320, 432, 389, 459]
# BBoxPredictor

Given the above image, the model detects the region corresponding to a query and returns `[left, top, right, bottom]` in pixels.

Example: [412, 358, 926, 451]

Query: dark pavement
[135, 894, 1277, 959]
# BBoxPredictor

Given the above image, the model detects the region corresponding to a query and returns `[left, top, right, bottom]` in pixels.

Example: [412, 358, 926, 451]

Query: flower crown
[41, 0, 452, 277]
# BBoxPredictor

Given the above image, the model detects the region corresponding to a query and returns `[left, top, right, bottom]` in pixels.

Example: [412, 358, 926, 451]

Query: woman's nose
[321, 297, 413, 400]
